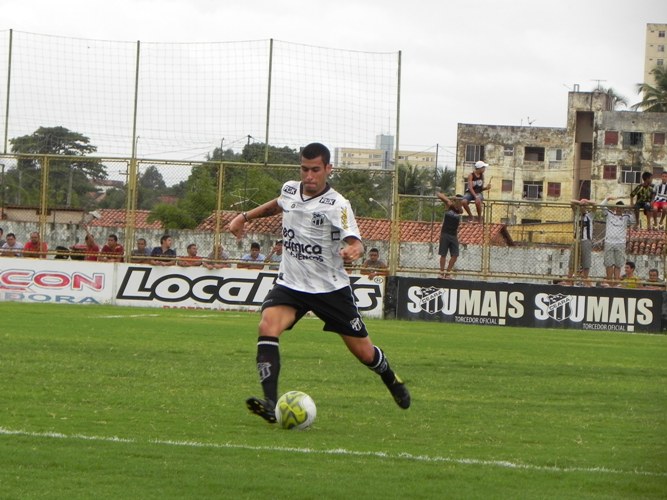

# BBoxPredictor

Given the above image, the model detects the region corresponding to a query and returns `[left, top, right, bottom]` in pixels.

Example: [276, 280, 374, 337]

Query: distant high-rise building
[644, 23, 666, 86]
[334, 135, 436, 170]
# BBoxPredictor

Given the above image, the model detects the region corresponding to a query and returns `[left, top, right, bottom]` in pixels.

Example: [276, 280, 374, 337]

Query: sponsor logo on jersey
[319, 197, 335, 205]
[331, 230, 340, 241]
[283, 185, 297, 195]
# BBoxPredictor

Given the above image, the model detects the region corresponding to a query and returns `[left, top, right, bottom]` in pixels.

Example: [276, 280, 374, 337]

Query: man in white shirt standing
[229, 142, 410, 424]
[600, 196, 634, 285]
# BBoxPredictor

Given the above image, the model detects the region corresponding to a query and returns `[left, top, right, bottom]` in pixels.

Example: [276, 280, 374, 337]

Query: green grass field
[0, 302, 665, 499]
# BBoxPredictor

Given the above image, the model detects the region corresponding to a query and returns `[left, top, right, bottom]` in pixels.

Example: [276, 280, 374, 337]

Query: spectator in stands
[130, 237, 152, 263]
[645, 268, 665, 290]
[600, 196, 634, 286]
[1, 232, 23, 257]
[238, 241, 265, 269]
[100, 234, 124, 262]
[621, 261, 639, 289]
[436, 191, 464, 279]
[151, 234, 177, 266]
[569, 199, 595, 286]
[651, 170, 667, 230]
[203, 244, 230, 269]
[630, 171, 655, 230]
[23, 231, 48, 258]
[462, 161, 492, 223]
[0, 227, 5, 247]
[82, 231, 100, 261]
[264, 240, 283, 271]
[361, 247, 388, 280]
[179, 243, 203, 267]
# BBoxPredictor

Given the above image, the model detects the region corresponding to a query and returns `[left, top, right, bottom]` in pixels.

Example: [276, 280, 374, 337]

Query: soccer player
[228, 142, 410, 423]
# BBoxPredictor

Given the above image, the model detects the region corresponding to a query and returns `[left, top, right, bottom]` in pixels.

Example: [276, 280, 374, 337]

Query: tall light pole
[0, 163, 5, 215]
[368, 197, 389, 217]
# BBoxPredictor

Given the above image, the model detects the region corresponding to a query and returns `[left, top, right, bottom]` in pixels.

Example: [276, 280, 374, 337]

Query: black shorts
[438, 232, 459, 257]
[262, 284, 368, 338]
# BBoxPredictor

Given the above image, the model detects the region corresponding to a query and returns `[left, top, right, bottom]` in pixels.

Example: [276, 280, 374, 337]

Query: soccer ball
[275, 391, 317, 430]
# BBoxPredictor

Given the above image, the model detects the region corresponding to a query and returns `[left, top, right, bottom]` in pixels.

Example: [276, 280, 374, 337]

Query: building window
[503, 145, 514, 156]
[660, 30, 665, 38]
[524, 146, 545, 161]
[659, 45, 665, 52]
[654, 133, 666, 145]
[623, 132, 643, 148]
[465, 145, 484, 163]
[658, 59, 665, 67]
[547, 182, 561, 197]
[548, 149, 563, 161]
[580, 142, 593, 160]
[603, 164, 617, 180]
[501, 179, 513, 192]
[604, 131, 619, 145]
[523, 181, 543, 200]
[621, 166, 642, 184]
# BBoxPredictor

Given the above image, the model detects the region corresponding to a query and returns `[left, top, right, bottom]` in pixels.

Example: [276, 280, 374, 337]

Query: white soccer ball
[275, 391, 317, 430]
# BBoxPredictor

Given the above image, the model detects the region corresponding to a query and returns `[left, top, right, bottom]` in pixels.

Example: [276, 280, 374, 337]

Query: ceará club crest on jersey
[311, 212, 325, 226]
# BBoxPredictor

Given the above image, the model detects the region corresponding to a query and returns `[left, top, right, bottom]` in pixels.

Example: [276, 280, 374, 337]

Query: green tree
[632, 66, 667, 112]
[8, 126, 105, 207]
[137, 165, 168, 210]
[148, 203, 196, 230]
[593, 85, 628, 109]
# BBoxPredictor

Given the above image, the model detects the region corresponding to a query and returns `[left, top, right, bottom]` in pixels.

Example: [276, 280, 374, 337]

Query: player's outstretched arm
[229, 199, 282, 239]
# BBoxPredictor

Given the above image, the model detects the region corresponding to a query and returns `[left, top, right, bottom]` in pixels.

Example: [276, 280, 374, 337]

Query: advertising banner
[394, 277, 664, 333]
[0, 259, 114, 305]
[0, 259, 385, 318]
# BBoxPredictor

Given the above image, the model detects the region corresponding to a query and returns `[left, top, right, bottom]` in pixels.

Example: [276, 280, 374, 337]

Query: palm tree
[632, 66, 667, 112]
[593, 85, 628, 110]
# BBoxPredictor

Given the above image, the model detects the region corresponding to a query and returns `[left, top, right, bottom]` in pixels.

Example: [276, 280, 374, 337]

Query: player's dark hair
[250, 241, 260, 250]
[160, 234, 171, 244]
[625, 260, 635, 270]
[108, 234, 118, 242]
[641, 171, 652, 181]
[301, 142, 331, 165]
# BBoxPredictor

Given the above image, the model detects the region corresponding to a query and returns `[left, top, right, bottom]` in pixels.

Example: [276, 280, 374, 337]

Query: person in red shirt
[82, 232, 100, 261]
[178, 243, 203, 267]
[100, 234, 124, 262]
[23, 231, 48, 258]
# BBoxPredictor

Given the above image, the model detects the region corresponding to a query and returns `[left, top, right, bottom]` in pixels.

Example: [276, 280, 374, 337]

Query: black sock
[366, 346, 396, 385]
[256, 336, 280, 404]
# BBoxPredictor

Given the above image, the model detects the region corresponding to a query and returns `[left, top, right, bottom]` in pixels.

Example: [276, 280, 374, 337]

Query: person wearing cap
[462, 160, 492, 223]
[600, 195, 634, 286]
[436, 190, 464, 279]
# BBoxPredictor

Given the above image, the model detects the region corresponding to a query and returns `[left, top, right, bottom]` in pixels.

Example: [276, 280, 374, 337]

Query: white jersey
[276, 181, 361, 293]
[655, 182, 667, 202]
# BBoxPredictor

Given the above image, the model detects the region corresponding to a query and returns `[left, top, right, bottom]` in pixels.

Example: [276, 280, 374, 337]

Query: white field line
[0, 426, 664, 478]
[96, 314, 161, 319]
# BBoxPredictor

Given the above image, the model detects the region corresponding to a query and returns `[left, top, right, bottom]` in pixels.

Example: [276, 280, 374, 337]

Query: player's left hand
[340, 239, 364, 263]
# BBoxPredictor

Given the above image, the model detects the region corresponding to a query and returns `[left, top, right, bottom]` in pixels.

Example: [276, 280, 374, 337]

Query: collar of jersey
[300, 182, 331, 201]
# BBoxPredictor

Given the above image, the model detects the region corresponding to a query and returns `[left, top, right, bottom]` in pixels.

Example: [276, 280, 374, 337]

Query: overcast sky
[2, 0, 665, 166]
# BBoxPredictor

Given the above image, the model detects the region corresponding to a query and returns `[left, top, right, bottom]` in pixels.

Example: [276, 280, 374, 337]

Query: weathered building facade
[456, 90, 667, 224]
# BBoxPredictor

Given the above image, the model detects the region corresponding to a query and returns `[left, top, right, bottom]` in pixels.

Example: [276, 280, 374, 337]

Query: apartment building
[456, 90, 667, 223]
[644, 23, 666, 87]
[334, 134, 437, 170]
